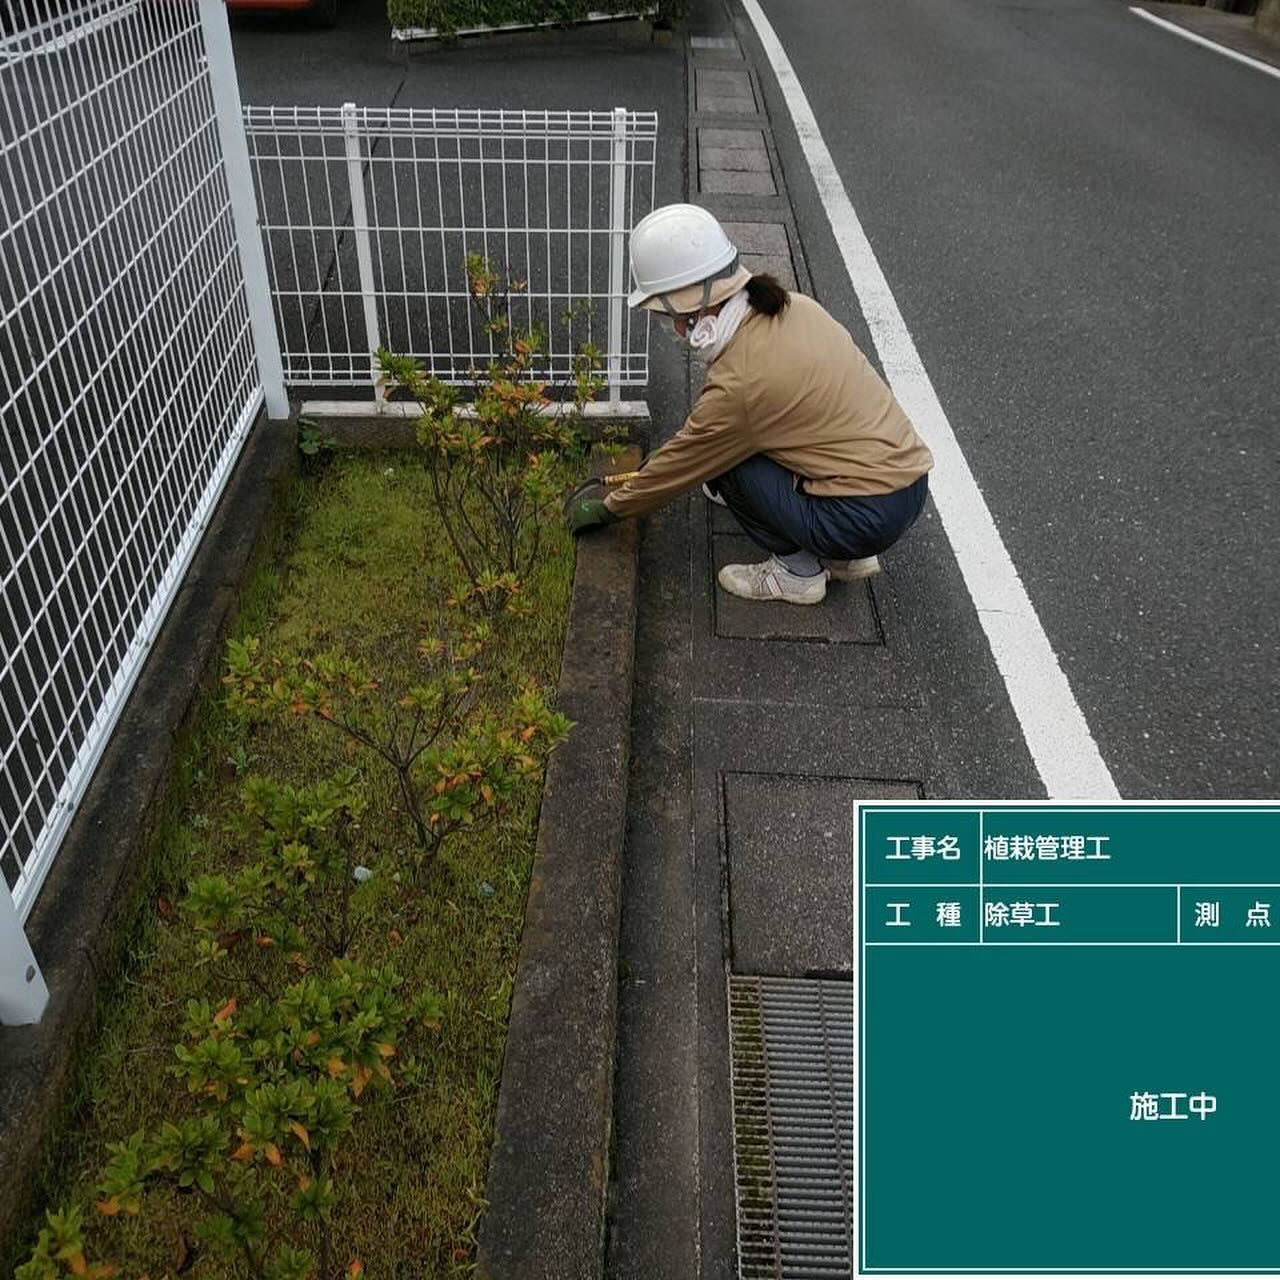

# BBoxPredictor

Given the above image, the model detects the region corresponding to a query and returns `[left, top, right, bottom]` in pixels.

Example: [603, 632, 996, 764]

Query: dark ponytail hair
[745, 273, 790, 317]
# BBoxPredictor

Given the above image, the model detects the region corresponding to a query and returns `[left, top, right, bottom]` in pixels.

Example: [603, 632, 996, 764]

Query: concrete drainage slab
[724, 773, 921, 975]
[728, 975, 854, 1279]
[696, 67, 759, 114]
[711, 534, 883, 644]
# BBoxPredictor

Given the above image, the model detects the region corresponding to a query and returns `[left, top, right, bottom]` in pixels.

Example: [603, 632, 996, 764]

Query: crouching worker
[565, 203, 934, 606]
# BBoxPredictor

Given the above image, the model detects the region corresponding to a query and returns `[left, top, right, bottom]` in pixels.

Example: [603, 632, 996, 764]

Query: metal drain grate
[728, 976, 854, 1279]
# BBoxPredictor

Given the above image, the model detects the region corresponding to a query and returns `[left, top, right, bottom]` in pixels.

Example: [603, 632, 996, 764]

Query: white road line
[1130, 6, 1280, 81]
[738, 0, 1120, 801]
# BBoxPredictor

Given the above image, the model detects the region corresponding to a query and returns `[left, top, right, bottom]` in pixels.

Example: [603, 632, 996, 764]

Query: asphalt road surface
[746, 0, 1279, 799]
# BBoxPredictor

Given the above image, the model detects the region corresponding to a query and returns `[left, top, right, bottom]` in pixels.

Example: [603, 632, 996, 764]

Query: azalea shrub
[20, 781, 442, 1280]
[85, 960, 435, 1280]
[222, 626, 571, 884]
[376, 254, 603, 616]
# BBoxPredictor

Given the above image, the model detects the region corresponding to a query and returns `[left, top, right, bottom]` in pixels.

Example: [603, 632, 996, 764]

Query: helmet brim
[633, 264, 754, 314]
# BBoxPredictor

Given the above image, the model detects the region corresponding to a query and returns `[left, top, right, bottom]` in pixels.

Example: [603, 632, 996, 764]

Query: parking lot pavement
[231, 0, 683, 117]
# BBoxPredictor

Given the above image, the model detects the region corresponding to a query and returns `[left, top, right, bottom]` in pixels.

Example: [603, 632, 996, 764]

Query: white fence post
[342, 103, 385, 399]
[199, 0, 289, 421]
[607, 107, 628, 406]
[1, 887, 48, 1026]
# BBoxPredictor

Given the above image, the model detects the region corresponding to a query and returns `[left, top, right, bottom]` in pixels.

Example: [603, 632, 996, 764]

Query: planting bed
[16, 450, 575, 1278]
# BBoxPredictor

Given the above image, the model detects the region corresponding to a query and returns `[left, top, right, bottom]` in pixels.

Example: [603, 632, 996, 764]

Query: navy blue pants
[712, 454, 929, 560]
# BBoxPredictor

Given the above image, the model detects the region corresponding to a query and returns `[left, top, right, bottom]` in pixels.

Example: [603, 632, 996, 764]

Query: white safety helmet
[627, 203, 752, 315]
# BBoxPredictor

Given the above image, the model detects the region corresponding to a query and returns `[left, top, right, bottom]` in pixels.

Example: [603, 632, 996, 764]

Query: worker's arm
[601, 376, 755, 520]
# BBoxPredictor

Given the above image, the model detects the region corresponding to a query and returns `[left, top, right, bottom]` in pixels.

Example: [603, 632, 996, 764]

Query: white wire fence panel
[244, 106, 657, 390]
[1, 0, 264, 921]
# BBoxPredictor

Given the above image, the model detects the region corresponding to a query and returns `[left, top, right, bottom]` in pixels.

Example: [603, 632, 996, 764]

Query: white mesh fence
[244, 105, 657, 395]
[1, 0, 271, 933]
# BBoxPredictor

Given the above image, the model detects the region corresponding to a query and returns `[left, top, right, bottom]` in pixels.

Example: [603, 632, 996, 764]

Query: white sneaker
[821, 554, 881, 582]
[717, 556, 828, 605]
[702, 482, 727, 507]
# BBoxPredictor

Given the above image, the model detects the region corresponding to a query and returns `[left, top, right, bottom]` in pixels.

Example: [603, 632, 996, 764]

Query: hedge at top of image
[387, 0, 687, 36]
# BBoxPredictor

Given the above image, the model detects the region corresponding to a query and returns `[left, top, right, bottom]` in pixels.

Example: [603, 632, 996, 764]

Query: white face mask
[687, 290, 752, 365]
[654, 288, 751, 362]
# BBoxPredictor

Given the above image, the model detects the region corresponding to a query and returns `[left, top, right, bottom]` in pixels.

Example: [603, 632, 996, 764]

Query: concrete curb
[475, 446, 641, 1280]
[0, 414, 298, 1271]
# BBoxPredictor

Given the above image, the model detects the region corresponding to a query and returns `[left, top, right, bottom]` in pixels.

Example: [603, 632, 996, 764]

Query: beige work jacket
[603, 291, 934, 520]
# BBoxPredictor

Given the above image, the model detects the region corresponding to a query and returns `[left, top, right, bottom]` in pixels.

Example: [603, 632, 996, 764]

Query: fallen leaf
[95, 1197, 120, 1217]
[174, 1231, 193, 1274]
[213, 997, 237, 1024]
[264, 1143, 283, 1167]
[290, 1121, 311, 1150]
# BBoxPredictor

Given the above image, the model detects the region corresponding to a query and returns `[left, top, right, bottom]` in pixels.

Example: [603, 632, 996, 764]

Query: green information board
[856, 803, 1280, 1275]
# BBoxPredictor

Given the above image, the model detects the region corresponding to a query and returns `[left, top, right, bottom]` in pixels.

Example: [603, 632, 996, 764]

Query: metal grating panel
[729, 976, 854, 1279]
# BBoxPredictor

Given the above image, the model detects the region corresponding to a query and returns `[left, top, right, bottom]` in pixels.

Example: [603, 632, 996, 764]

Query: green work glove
[564, 478, 620, 537]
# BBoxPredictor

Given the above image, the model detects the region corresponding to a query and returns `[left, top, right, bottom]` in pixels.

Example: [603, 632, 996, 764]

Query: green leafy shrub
[223, 630, 571, 883]
[183, 770, 367, 963]
[297, 416, 338, 465]
[376, 255, 602, 612]
[82, 960, 434, 1280]
[16, 1206, 117, 1280]
[22, 773, 441, 1280]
